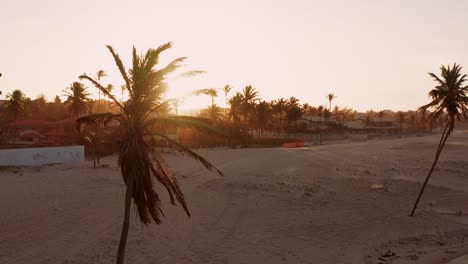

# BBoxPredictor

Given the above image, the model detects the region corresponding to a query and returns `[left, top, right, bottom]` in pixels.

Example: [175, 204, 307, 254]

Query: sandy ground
[1, 131, 468, 264]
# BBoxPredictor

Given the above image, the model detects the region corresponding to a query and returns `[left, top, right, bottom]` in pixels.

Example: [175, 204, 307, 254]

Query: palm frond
[106, 45, 133, 98]
[177, 70, 206, 78]
[76, 112, 119, 130]
[149, 152, 190, 216]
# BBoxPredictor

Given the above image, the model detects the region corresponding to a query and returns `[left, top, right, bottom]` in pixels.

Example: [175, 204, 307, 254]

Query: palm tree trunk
[117, 180, 133, 264]
[409, 122, 449, 216]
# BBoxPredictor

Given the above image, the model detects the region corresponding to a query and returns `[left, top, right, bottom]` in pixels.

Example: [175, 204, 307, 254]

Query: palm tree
[377, 110, 385, 127]
[120, 85, 127, 103]
[79, 43, 223, 264]
[77, 113, 114, 168]
[63, 82, 91, 120]
[255, 100, 272, 135]
[272, 98, 287, 137]
[223, 85, 232, 117]
[409, 63, 468, 216]
[364, 110, 374, 133]
[241, 85, 259, 133]
[206, 104, 223, 121]
[286, 97, 302, 134]
[396, 111, 405, 133]
[326, 93, 336, 112]
[193, 88, 218, 106]
[4, 89, 27, 143]
[228, 92, 243, 126]
[96, 70, 107, 112]
[105, 84, 114, 111]
[317, 105, 324, 144]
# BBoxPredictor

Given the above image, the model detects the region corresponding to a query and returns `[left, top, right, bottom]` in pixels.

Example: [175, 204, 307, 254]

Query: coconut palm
[395, 111, 405, 132]
[79, 43, 223, 264]
[63, 82, 91, 120]
[255, 100, 272, 135]
[193, 88, 218, 106]
[228, 92, 243, 126]
[77, 113, 114, 168]
[364, 110, 374, 133]
[286, 97, 302, 133]
[409, 63, 468, 216]
[206, 104, 223, 121]
[223, 85, 232, 117]
[4, 89, 27, 143]
[120, 85, 127, 103]
[272, 98, 287, 136]
[96, 70, 107, 112]
[317, 105, 324, 144]
[241, 85, 259, 132]
[327, 93, 336, 111]
[377, 110, 385, 126]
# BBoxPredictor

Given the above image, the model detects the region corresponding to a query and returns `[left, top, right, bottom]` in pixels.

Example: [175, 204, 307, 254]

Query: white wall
[0, 145, 84, 166]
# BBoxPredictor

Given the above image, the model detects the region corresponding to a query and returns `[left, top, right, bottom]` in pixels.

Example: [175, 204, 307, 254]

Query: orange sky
[1, 0, 468, 112]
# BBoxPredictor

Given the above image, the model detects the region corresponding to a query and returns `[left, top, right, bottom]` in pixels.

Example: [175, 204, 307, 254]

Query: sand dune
[1, 132, 468, 264]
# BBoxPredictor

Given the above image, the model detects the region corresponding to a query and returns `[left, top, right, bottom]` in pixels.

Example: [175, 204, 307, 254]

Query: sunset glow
[2, 0, 468, 111]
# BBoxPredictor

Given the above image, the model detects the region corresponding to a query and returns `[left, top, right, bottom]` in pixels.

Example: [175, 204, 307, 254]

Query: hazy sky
[1, 0, 468, 112]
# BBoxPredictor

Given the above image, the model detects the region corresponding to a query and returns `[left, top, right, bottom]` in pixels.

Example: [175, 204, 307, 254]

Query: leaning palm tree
[326, 93, 336, 112]
[63, 82, 91, 120]
[409, 63, 468, 216]
[193, 88, 218, 106]
[4, 89, 28, 143]
[79, 43, 223, 264]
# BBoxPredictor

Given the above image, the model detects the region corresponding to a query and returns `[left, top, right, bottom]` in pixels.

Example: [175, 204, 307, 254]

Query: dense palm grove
[0, 79, 454, 146]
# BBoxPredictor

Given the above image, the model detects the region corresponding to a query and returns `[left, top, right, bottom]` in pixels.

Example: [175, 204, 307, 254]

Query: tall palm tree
[396, 111, 405, 133]
[409, 63, 468, 216]
[241, 85, 259, 133]
[63, 82, 91, 120]
[228, 92, 243, 126]
[317, 105, 324, 144]
[377, 110, 385, 126]
[223, 85, 232, 117]
[120, 85, 127, 103]
[193, 88, 218, 106]
[364, 110, 374, 133]
[326, 93, 336, 112]
[286, 97, 302, 134]
[255, 100, 272, 135]
[4, 89, 27, 143]
[206, 104, 223, 121]
[272, 98, 287, 137]
[96, 70, 107, 112]
[79, 43, 223, 264]
[105, 84, 114, 112]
